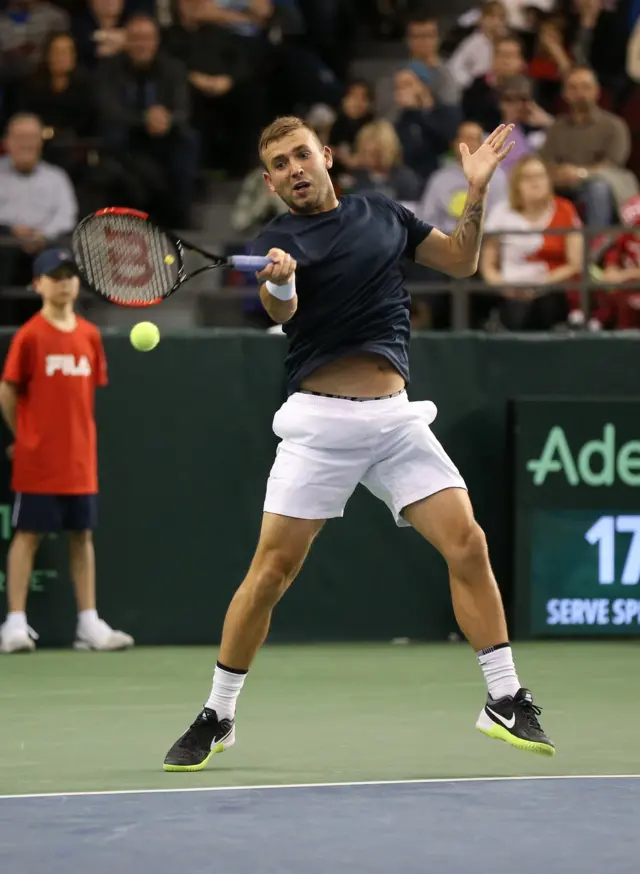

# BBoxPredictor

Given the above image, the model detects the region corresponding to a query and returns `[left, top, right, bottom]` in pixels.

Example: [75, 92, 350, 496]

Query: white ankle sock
[205, 662, 247, 721]
[78, 609, 99, 629]
[4, 611, 27, 631]
[477, 644, 520, 700]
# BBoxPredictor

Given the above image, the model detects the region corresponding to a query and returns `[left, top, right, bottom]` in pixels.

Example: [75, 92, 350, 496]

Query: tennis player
[0, 249, 134, 653]
[164, 117, 553, 771]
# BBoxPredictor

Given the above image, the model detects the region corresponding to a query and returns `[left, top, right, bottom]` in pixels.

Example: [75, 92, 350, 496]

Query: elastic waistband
[288, 389, 408, 412]
[299, 389, 406, 402]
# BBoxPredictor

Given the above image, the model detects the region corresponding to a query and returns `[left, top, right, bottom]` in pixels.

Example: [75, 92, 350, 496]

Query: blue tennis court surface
[1, 777, 639, 874]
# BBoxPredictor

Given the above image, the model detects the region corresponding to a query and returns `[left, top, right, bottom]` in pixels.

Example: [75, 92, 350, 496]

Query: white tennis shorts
[264, 390, 467, 526]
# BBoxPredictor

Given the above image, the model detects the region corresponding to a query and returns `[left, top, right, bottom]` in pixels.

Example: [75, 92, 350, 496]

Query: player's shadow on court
[112, 765, 287, 779]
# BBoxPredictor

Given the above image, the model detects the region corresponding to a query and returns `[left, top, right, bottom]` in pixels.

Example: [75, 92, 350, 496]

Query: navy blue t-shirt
[251, 193, 433, 395]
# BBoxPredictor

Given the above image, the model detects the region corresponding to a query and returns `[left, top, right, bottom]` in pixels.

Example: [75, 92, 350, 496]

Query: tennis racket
[72, 207, 272, 306]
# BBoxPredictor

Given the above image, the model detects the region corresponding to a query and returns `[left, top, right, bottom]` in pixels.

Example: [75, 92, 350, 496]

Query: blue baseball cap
[32, 248, 79, 278]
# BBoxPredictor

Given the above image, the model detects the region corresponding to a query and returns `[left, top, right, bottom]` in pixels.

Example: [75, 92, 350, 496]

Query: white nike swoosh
[486, 706, 516, 729]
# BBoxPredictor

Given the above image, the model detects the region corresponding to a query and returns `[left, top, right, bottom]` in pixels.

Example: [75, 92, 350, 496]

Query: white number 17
[585, 515, 640, 585]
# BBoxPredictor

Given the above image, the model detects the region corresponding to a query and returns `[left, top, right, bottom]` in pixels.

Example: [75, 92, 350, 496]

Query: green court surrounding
[1, 641, 637, 797]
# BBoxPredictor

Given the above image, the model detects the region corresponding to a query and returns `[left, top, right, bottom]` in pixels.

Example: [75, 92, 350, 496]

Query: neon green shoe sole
[163, 712, 236, 772]
[476, 713, 555, 757]
[163, 740, 228, 772]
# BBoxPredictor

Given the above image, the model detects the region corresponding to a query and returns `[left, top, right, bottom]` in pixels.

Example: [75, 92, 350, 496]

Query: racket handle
[229, 255, 272, 272]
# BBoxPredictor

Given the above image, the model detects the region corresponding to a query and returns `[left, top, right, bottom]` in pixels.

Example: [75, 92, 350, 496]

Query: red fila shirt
[2, 313, 108, 494]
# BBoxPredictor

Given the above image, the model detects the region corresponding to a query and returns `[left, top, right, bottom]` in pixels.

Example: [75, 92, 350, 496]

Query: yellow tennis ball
[164, 254, 175, 265]
[448, 191, 467, 218]
[130, 321, 160, 352]
[589, 264, 604, 281]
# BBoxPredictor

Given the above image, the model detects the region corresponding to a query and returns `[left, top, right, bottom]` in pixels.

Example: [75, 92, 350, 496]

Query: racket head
[72, 208, 183, 306]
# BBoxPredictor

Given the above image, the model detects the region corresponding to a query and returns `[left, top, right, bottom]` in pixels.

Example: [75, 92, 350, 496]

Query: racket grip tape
[229, 255, 272, 271]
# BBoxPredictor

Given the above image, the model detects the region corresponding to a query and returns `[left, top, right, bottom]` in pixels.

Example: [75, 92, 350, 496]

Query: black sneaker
[476, 688, 555, 757]
[163, 708, 235, 772]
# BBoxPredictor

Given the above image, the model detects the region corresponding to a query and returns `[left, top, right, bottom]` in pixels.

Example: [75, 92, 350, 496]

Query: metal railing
[210, 224, 639, 330]
[1, 224, 637, 330]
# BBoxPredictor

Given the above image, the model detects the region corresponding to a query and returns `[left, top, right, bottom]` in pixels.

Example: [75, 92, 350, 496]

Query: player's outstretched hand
[460, 124, 515, 191]
[257, 248, 297, 286]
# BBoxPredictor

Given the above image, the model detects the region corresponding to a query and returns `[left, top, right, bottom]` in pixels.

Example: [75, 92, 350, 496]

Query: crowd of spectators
[0, 0, 639, 330]
[329, 0, 640, 331]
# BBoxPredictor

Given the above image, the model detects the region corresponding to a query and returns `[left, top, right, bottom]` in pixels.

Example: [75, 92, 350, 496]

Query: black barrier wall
[0, 330, 638, 646]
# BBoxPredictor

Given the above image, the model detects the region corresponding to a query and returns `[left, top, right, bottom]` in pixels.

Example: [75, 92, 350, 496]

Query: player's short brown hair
[259, 116, 322, 165]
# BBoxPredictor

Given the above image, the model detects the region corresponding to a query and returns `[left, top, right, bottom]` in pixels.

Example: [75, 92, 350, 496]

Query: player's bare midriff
[300, 353, 405, 398]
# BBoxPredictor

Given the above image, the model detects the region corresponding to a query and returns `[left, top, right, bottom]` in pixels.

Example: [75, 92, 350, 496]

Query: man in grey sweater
[412, 120, 508, 330]
[418, 121, 508, 232]
[0, 113, 77, 296]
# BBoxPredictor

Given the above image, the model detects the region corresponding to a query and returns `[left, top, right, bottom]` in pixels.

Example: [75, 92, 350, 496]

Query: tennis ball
[164, 254, 175, 265]
[130, 321, 160, 352]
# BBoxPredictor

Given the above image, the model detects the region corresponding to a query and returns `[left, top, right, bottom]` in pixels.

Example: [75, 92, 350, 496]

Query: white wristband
[266, 276, 296, 301]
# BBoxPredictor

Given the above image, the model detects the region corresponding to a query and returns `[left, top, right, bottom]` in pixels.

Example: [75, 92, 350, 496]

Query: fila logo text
[45, 355, 92, 377]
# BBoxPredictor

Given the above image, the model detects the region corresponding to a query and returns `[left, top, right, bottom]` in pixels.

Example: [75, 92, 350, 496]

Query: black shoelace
[180, 712, 218, 749]
[517, 699, 543, 730]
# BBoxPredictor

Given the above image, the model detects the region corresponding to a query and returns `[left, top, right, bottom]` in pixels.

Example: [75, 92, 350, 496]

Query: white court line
[0, 773, 638, 802]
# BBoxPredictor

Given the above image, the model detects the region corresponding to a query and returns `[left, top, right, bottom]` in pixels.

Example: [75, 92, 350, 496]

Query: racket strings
[73, 214, 179, 304]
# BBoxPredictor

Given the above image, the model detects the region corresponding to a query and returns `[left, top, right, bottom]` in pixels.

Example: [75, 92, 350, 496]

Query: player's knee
[444, 521, 489, 578]
[247, 548, 299, 607]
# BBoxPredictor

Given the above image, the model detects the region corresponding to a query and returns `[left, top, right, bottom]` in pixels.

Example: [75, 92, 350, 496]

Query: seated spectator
[585, 193, 640, 329]
[447, 1, 507, 91]
[16, 32, 96, 182]
[97, 14, 198, 228]
[71, 0, 127, 70]
[393, 64, 460, 183]
[462, 35, 526, 131]
[527, 12, 573, 112]
[0, 0, 69, 82]
[0, 113, 77, 288]
[405, 15, 460, 106]
[568, 0, 630, 99]
[495, 75, 553, 174]
[419, 121, 508, 232]
[328, 79, 375, 175]
[375, 14, 460, 116]
[539, 65, 638, 227]
[163, 0, 256, 177]
[339, 119, 423, 204]
[481, 155, 583, 330]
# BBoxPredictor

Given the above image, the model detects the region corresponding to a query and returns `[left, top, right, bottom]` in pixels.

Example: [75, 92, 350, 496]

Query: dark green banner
[513, 398, 640, 637]
[1, 330, 639, 646]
